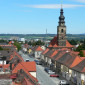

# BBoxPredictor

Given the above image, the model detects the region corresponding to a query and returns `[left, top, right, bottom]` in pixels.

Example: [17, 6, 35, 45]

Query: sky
[0, 0, 85, 34]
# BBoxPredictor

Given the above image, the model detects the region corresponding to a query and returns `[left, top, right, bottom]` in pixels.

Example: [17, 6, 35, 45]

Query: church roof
[48, 36, 74, 48]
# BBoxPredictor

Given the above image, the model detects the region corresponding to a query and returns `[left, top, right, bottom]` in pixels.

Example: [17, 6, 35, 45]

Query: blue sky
[0, 0, 85, 34]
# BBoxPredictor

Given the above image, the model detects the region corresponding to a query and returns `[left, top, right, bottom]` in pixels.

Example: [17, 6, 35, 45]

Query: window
[61, 29, 64, 33]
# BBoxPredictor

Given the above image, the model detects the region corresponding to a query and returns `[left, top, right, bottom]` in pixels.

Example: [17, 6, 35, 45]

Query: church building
[48, 8, 74, 49]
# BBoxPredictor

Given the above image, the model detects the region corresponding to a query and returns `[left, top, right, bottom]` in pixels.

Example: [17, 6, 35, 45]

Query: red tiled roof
[53, 44, 58, 47]
[10, 73, 17, 79]
[70, 56, 82, 68]
[35, 46, 43, 51]
[72, 59, 85, 73]
[48, 44, 53, 47]
[12, 61, 36, 74]
[82, 67, 85, 73]
[14, 52, 24, 62]
[22, 68, 38, 82]
[66, 40, 73, 47]
[55, 51, 66, 61]
[9, 55, 14, 61]
[0, 64, 14, 72]
[0, 45, 12, 46]
[80, 57, 85, 60]
[50, 50, 58, 58]
[44, 49, 54, 57]
[8, 41, 12, 44]
[42, 48, 49, 55]
[48, 36, 74, 48]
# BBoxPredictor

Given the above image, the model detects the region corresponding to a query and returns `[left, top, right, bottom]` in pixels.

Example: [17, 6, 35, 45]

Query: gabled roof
[9, 55, 14, 61]
[12, 61, 36, 74]
[59, 52, 76, 66]
[72, 59, 85, 73]
[44, 49, 54, 57]
[8, 41, 12, 44]
[55, 50, 80, 68]
[22, 68, 38, 82]
[50, 50, 58, 58]
[0, 64, 14, 71]
[53, 44, 58, 47]
[35, 46, 43, 51]
[42, 48, 49, 55]
[70, 56, 82, 68]
[54, 51, 66, 61]
[14, 52, 24, 62]
[48, 44, 53, 47]
[32, 46, 43, 51]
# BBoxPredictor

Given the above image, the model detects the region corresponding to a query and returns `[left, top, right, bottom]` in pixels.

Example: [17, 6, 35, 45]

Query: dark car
[34, 60, 42, 65]
[44, 67, 50, 72]
[34, 59, 39, 62]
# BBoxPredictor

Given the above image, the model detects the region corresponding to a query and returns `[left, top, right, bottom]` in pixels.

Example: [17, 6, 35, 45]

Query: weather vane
[61, 0, 63, 9]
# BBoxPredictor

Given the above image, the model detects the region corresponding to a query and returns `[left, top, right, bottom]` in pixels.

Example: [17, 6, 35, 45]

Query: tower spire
[57, 4, 66, 46]
[58, 3, 65, 26]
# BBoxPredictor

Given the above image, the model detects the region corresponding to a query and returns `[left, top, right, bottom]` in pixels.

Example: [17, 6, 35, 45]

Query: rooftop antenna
[46, 29, 47, 40]
[45, 29, 48, 47]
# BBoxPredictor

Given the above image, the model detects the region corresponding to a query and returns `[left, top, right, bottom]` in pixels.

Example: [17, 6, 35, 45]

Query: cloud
[22, 4, 85, 9]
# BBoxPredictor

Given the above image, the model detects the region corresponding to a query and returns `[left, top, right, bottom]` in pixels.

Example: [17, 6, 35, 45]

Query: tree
[14, 41, 21, 51]
[36, 40, 45, 45]
[69, 39, 77, 45]
[79, 50, 84, 57]
[0, 46, 3, 50]
[28, 40, 45, 46]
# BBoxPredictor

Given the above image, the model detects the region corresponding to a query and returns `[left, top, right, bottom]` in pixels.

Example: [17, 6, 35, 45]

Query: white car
[59, 80, 69, 85]
[48, 70, 55, 74]
[26, 59, 29, 62]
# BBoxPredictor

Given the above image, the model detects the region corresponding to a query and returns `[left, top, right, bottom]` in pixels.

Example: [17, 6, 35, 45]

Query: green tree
[79, 50, 84, 57]
[76, 45, 83, 52]
[69, 39, 77, 45]
[14, 41, 21, 51]
[36, 40, 44, 45]
[0, 46, 3, 50]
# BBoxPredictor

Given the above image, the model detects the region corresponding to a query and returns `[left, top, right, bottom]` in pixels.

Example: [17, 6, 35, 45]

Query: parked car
[47, 70, 55, 74]
[50, 74, 59, 77]
[36, 61, 42, 65]
[34, 59, 39, 62]
[59, 80, 70, 85]
[44, 67, 50, 72]
[26, 59, 29, 62]
[34, 60, 42, 65]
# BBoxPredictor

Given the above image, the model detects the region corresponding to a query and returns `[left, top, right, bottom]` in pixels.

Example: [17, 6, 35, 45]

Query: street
[19, 51, 62, 85]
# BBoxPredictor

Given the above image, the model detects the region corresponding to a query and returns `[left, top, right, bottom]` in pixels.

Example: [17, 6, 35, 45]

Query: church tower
[57, 8, 66, 46]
